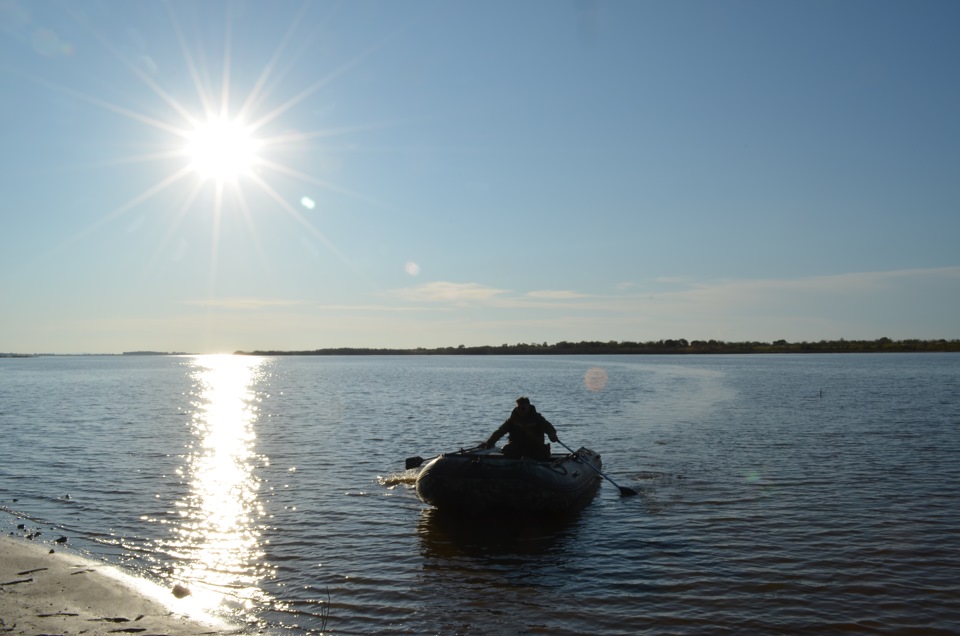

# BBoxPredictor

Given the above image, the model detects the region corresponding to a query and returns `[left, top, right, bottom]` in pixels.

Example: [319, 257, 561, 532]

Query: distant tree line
[236, 337, 960, 356]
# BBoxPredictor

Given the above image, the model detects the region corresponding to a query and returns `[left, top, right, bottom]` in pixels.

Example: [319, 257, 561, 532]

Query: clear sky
[2, 0, 958, 354]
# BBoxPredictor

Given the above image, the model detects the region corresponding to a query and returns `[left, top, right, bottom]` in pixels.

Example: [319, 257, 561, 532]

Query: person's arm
[540, 415, 559, 443]
[484, 419, 510, 447]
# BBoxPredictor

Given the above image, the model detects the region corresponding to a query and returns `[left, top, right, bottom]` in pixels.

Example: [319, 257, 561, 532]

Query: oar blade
[619, 485, 639, 497]
[405, 456, 425, 470]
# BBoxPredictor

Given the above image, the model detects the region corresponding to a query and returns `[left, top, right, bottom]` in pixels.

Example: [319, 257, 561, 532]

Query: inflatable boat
[414, 446, 602, 514]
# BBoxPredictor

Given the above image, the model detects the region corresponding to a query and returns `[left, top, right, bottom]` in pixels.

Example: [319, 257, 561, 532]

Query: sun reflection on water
[171, 354, 272, 619]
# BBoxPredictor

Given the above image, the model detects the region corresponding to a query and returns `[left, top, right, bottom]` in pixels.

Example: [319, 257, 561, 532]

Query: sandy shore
[0, 534, 244, 635]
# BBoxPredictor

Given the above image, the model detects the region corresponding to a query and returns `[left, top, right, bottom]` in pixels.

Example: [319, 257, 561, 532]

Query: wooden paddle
[556, 439, 638, 497]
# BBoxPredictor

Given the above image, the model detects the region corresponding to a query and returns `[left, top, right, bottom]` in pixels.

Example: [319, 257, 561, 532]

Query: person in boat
[481, 396, 559, 461]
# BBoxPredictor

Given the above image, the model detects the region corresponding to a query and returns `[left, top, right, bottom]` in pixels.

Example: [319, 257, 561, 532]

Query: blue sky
[2, 0, 958, 354]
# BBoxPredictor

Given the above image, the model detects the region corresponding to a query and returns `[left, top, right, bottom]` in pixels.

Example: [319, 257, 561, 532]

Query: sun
[185, 116, 260, 183]
[45, 3, 374, 269]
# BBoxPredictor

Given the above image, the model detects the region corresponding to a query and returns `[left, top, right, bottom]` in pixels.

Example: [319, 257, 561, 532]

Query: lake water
[1, 353, 959, 634]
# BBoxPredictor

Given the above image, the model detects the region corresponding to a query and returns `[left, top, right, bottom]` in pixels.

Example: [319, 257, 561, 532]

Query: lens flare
[584, 367, 608, 392]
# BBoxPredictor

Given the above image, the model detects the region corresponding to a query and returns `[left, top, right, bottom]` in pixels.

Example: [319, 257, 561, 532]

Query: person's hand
[549, 433, 559, 443]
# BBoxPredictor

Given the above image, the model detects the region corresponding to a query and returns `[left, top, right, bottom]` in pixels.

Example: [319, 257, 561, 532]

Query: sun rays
[36, 2, 384, 287]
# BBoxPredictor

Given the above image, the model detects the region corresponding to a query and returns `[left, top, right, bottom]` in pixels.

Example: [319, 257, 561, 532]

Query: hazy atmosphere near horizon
[2, 0, 958, 354]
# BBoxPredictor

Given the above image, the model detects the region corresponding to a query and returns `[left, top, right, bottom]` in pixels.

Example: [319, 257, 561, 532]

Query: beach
[0, 533, 241, 635]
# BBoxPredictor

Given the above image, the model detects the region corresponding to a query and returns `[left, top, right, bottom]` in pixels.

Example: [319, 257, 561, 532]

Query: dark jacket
[486, 405, 558, 458]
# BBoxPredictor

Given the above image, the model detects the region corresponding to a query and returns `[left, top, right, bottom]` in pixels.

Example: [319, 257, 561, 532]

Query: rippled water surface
[2, 354, 959, 634]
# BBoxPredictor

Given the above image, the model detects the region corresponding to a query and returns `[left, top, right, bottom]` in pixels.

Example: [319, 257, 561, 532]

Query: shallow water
[1, 353, 959, 634]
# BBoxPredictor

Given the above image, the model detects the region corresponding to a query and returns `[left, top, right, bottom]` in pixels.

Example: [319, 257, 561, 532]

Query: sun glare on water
[185, 117, 260, 183]
[168, 355, 273, 619]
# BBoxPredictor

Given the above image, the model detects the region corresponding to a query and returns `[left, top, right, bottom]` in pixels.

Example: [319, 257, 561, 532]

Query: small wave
[377, 473, 417, 487]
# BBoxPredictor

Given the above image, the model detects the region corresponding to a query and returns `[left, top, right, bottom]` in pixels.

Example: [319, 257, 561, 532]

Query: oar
[405, 443, 487, 470]
[556, 439, 638, 497]
[405, 455, 430, 470]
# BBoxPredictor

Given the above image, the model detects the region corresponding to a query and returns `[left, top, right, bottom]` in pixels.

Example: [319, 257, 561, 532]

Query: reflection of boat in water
[415, 446, 602, 514]
[416, 506, 583, 561]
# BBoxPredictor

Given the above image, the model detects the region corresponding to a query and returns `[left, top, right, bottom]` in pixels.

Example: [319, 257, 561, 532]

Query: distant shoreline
[0, 351, 194, 358]
[235, 338, 960, 356]
[4, 338, 958, 358]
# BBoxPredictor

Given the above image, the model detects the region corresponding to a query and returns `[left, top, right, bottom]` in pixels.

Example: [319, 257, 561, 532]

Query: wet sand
[0, 534, 242, 635]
